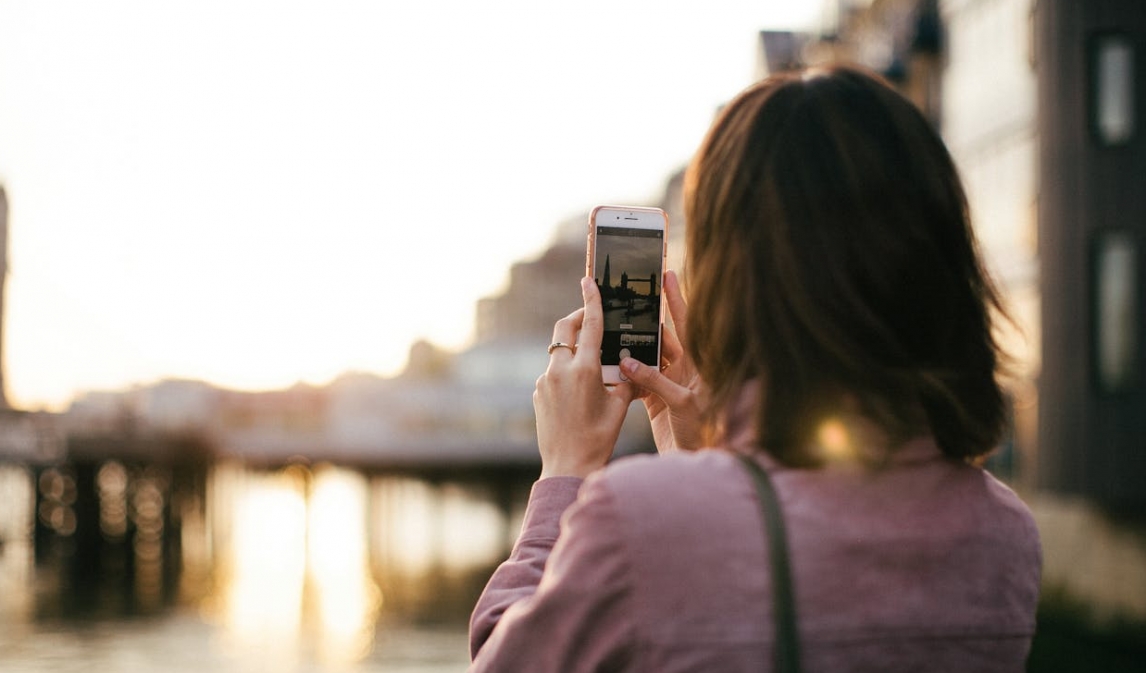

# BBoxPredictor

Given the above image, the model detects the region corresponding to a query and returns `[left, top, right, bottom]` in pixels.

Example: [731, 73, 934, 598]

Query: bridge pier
[28, 430, 212, 618]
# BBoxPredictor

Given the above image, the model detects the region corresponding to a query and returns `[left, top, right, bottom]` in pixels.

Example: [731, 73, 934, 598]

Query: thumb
[621, 357, 687, 407]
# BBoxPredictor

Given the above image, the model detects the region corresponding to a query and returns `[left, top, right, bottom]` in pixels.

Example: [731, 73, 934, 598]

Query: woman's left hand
[619, 270, 706, 453]
[534, 277, 635, 479]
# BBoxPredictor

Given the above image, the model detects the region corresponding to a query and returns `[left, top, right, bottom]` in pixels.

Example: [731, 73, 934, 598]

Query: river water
[1, 614, 470, 672]
[0, 462, 532, 672]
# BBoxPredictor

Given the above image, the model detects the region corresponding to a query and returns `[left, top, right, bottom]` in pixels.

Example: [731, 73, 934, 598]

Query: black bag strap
[735, 453, 801, 673]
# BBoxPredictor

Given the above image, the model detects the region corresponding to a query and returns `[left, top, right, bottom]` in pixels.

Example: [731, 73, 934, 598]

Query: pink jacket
[469, 405, 1041, 672]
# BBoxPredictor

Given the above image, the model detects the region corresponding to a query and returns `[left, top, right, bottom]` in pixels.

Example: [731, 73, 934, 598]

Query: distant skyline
[0, 1, 823, 410]
[595, 237, 663, 291]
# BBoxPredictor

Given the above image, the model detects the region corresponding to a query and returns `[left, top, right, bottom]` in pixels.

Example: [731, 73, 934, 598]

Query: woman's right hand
[620, 270, 707, 453]
[534, 277, 636, 479]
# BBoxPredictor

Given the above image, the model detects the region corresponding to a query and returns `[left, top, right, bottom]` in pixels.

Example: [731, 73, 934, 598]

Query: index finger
[576, 276, 604, 363]
[549, 307, 585, 359]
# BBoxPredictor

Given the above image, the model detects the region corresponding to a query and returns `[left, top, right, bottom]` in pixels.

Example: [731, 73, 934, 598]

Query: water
[1, 614, 470, 672]
[0, 462, 531, 672]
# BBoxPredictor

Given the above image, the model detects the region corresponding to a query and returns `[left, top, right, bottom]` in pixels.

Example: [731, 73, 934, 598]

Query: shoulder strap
[735, 453, 801, 673]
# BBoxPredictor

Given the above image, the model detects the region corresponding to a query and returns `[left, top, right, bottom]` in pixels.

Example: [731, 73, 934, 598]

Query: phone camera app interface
[594, 225, 663, 366]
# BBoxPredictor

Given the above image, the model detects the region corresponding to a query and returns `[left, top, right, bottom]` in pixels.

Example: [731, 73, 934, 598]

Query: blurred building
[762, 0, 1039, 467]
[794, 0, 945, 125]
[939, 0, 1041, 489]
[796, 0, 1146, 508]
[760, 0, 1146, 634]
[473, 215, 585, 347]
[467, 172, 687, 459]
[0, 185, 65, 465]
[942, 0, 1146, 633]
[474, 172, 686, 352]
[1034, 0, 1145, 511]
[756, 30, 810, 79]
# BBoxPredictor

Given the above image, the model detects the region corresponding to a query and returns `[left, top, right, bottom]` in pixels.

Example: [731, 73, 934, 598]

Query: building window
[1093, 230, 1139, 393]
[1091, 34, 1136, 146]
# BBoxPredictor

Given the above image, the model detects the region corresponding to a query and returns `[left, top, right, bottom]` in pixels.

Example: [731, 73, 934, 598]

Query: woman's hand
[619, 270, 706, 453]
[534, 277, 636, 479]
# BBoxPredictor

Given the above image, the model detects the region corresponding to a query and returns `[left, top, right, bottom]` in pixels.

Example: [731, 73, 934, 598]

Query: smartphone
[586, 205, 668, 384]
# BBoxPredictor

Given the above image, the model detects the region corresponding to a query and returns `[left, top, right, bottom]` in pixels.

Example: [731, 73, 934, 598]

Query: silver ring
[547, 342, 575, 355]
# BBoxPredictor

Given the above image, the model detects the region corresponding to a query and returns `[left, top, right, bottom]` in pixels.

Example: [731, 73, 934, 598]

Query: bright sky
[0, 0, 822, 410]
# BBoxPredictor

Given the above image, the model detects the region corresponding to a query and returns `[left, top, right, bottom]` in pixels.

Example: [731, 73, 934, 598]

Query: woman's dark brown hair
[684, 65, 1010, 466]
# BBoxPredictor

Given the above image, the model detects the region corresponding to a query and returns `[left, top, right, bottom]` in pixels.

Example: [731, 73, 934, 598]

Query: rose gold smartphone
[586, 205, 668, 384]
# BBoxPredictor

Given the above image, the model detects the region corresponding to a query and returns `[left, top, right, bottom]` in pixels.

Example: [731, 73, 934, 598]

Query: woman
[468, 66, 1041, 672]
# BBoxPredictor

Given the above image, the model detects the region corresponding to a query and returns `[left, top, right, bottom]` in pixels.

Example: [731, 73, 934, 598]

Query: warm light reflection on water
[374, 477, 437, 575]
[438, 484, 506, 573]
[369, 477, 511, 577]
[209, 463, 384, 668]
[214, 464, 309, 667]
[0, 460, 524, 671]
[308, 466, 381, 665]
[0, 465, 34, 620]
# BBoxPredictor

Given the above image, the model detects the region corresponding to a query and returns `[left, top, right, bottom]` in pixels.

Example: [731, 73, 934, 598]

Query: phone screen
[592, 224, 664, 367]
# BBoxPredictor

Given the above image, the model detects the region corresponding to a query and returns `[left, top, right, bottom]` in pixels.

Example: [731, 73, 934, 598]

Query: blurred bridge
[14, 339, 653, 476]
[1, 340, 654, 480]
[0, 345, 654, 618]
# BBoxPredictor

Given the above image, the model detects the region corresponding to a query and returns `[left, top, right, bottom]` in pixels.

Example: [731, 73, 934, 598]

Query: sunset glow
[0, 1, 822, 409]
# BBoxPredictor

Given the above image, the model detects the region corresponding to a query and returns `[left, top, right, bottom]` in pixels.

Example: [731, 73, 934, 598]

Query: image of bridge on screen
[593, 227, 663, 366]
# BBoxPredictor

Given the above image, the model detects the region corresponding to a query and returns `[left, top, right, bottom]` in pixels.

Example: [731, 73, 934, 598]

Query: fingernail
[621, 358, 639, 374]
[581, 276, 593, 296]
